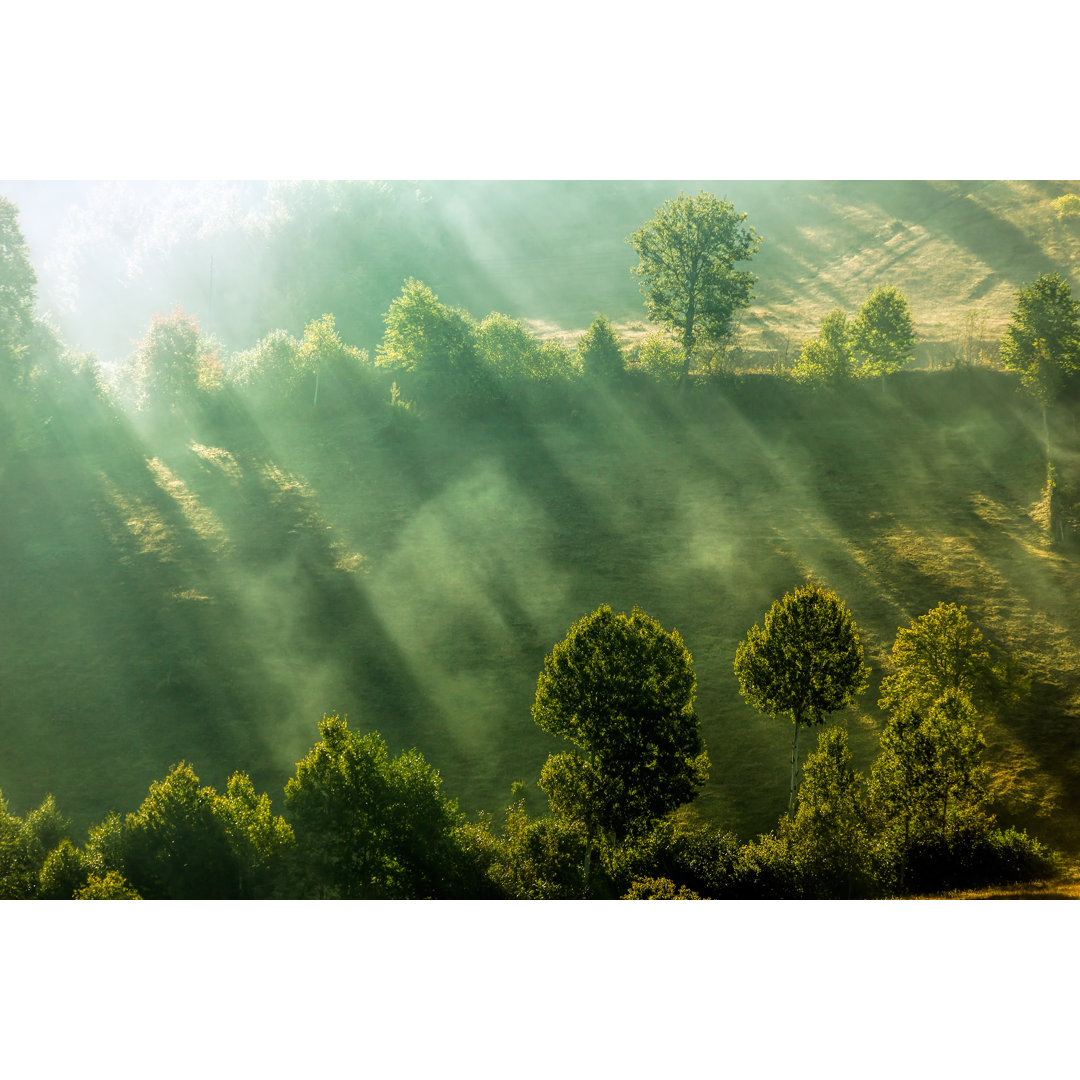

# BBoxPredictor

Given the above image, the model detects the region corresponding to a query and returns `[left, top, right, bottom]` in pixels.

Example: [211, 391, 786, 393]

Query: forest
[3, 180, 1080, 899]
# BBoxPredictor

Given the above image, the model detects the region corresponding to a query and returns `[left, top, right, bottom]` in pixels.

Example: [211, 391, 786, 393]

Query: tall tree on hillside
[734, 584, 869, 818]
[628, 191, 760, 382]
[532, 605, 709, 895]
[849, 284, 916, 377]
[0, 196, 38, 386]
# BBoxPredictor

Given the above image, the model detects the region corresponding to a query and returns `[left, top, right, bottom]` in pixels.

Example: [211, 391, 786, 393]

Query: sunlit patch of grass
[190, 441, 244, 483]
[145, 457, 230, 552]
[97, 472, 178, 561]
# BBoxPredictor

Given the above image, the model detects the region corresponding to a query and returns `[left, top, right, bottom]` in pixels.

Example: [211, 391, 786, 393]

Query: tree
[297, 312, 371, 408]
[999, 272, 1080, 406]
[636, 328, 685, 385]
[134, 305, 210, 412]
[577, 314, 625, 382]
[878, 601, 1019, 715]
[284, 714, 473, 899]
[869, 690, 990, 887]
[787, 725, 872, 897]
[734, 584, 869, 817]
[375, 278, 483, 407]
[628, 191, 760, 381]
[121, 763, 292, 899]
[476, 312, 569, 384]
[792, 310, 853, 385]
[531, 605, 709, 893]
[849, 284, 916, 377]
[0, 196, 37, 385]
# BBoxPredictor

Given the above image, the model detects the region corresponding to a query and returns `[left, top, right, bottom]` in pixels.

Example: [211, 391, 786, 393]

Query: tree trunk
[787, 717, 801, 819]
[582, 840, 592, 899]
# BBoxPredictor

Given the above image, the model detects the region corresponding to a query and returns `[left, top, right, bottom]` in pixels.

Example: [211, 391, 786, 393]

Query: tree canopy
[628, 191, 760, 381]
[532, 605, 709, 845]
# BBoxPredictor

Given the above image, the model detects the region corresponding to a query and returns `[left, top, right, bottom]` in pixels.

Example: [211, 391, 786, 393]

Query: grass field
[3, 369, 1079, 858]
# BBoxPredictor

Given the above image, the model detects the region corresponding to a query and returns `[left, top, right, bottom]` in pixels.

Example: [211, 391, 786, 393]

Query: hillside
[8, 180, 1080, 369]
[3, 371, 1079, 853]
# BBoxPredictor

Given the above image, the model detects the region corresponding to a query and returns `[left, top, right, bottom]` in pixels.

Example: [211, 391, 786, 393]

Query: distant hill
[7, 180, 1080, 368]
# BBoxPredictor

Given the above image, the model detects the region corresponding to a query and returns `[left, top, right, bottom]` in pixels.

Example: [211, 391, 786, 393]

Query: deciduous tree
[999, 272, 1080, 406]
[734, 584, 869, 817]
[577, 314, 625, 382]
[628, 191, 760, 381]
[284, 714, 472, 898]
[793, 310, 853, 385]
[849, 284, 916, 377]
[531, 605, 709, 893]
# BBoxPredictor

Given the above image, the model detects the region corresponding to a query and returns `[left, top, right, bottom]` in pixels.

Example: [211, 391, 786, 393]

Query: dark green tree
[628, 191, 760, 381]
[734, 584, 869, 817]
[999, 272, 1080, 406]
[121, 763, 292, 899]
[284, 714, 473, 899]
[531, 605, 709, 893]
[849, 284, 916, 377]
[577, 314, 625, 382]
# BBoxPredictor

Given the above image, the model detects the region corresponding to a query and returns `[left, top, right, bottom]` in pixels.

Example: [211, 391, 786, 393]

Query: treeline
[0, 594, 1056, 900]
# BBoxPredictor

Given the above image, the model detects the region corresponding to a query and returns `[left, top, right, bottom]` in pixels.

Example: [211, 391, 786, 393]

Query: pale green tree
[629, 191, 760, 381]
[878, 602, 1019, 715]
[849, 284, 916, 377]
[793, 310, 853, 384]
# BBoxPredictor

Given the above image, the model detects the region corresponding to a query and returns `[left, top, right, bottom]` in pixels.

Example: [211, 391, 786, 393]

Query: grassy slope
[422, 180, 1080, 363]
[3, 372, 1079, 856]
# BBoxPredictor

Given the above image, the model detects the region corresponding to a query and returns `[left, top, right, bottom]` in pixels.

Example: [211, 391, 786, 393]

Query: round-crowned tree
[734, 584, 869, 817]
[532, 605, 710, 859]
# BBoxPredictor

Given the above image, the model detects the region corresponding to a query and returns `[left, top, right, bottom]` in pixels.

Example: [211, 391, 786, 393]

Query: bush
[624, 877, 702, 899]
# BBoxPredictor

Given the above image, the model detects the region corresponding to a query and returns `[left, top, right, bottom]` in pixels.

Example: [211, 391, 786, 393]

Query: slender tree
[849, 284, 916, 377]
[734, 584, 869, 817]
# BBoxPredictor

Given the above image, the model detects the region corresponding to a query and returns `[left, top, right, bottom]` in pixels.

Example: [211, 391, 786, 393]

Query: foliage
[849, 284, 916, 377]
[297, 312, 372, 408]
[870, 690, 990, 850]
[375, 278, 485, 409]
[629, 191, 760, 380]
[577, 315, 625, 383]
[532, 605, 709, 845]
[623, 876, 701, 899]
[121, 762, 292, 899]
[133, 305, 218, 412]
[786, 726, 876, 897]
[475, 312, 571, 385]
[75, 871, 142, 899]
[734, 584, 868, 814]
[228, 327, 307, 404]
[635, 329, 685, 385]
[608, 817, 742, 899]
[0, 792, 70, 899]
[0, 196, 37, 385]
[998, 272, 1080, 404]
[792, 310, 853, 384]
[1053, 193, 1080, 220]
[284, 714, 474, 899]
[38, 839, 88, 899]
[878, 601, 1020, 714]
[478, 801, 594, 899]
